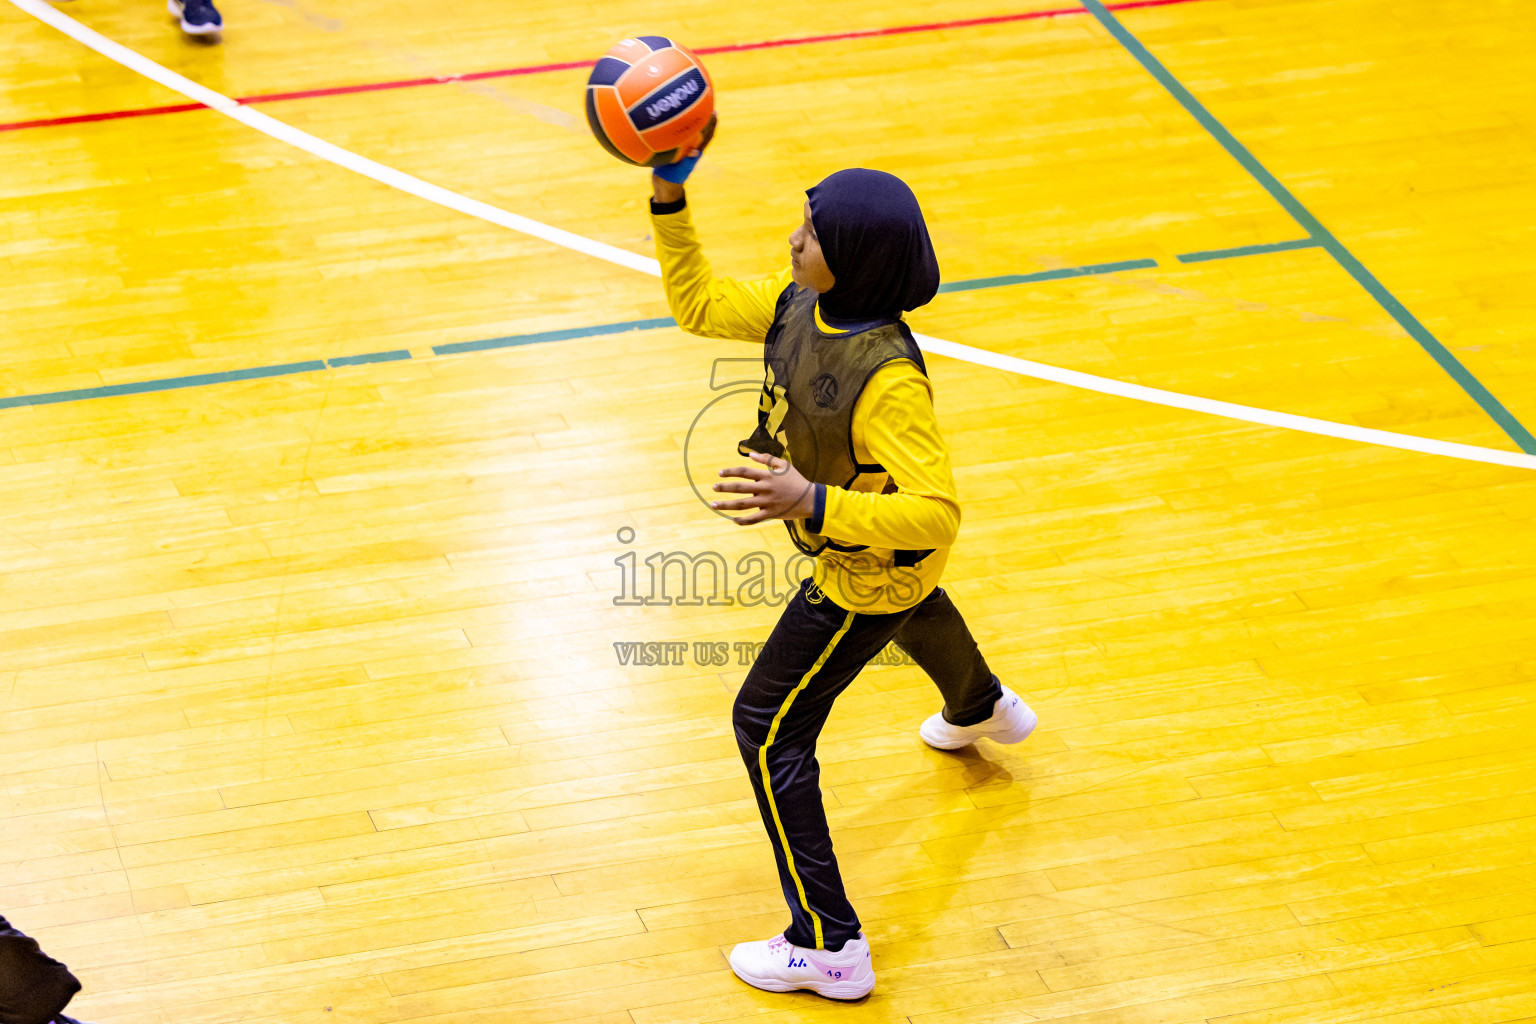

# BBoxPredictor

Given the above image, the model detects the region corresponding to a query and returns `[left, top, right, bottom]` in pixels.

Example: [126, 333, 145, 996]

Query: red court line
[2, 101, 204, 132]
[2, 0, 1208, 134]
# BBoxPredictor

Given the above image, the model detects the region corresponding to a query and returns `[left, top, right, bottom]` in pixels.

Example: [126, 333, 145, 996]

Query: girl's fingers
[747, 452, 787, 473]
[712, 480, 760, 494]
[711, 496, 764, 511]
[719, 465, 769, 481]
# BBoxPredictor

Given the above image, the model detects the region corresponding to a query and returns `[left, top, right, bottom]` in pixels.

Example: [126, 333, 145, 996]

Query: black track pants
[892, 585, 1006, 728]
[0, 916, 80, 1024]
[732, 579, 1002, 950]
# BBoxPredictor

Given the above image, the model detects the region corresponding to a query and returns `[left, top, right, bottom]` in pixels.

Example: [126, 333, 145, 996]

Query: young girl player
[647, 134, 1038, 1001]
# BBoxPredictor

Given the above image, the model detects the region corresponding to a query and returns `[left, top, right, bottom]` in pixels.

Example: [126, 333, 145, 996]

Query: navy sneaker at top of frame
[169, 0, 222, 35]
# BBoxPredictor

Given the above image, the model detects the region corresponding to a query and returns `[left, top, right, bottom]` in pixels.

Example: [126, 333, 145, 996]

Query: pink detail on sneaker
[807, 955, 850, 980]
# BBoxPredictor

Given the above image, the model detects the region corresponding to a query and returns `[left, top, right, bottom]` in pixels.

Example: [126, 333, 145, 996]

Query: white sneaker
[920, 685, 1037, 750]
[728, 932, 874, 1000]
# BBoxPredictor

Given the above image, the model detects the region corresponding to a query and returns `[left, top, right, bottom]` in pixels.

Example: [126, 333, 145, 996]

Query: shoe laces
[768, 933, 797, 963]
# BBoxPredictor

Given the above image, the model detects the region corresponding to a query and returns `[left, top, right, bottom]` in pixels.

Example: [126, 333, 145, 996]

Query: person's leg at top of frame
[43, 0, 223, 38]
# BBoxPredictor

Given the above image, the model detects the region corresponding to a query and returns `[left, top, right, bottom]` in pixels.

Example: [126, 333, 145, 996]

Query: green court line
[0, 247, 1281, 410]
[433, 318, 678, 356]
[1177, 238, 1320, 263]
[936, 258, 1158, 292]
[327, 350, 411, 367]
[0, 361, 327, 410]
[1076, 0, 1536, 453]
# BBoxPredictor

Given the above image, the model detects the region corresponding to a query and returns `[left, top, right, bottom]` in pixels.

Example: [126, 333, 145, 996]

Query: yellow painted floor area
[2, 0, 1535, 1022]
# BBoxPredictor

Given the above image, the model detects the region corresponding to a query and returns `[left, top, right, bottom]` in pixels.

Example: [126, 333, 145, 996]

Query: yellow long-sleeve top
[652, 201, 960, 614]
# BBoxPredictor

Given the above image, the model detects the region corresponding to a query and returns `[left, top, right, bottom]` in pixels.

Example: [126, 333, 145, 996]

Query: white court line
[914, 335, 1536, 470]
[8, 0, 662, 277]
[15, 0, 1536, 472]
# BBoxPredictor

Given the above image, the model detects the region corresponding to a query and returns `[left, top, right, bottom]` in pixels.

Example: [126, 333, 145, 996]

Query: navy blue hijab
[806, 168, 940, 324]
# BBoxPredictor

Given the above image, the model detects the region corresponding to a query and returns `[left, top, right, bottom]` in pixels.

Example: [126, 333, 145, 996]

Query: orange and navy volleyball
[585, 36, 715, 167]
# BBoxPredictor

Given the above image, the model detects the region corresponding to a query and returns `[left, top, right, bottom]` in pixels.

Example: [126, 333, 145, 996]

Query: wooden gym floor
[3, 0, 1535, 1021]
